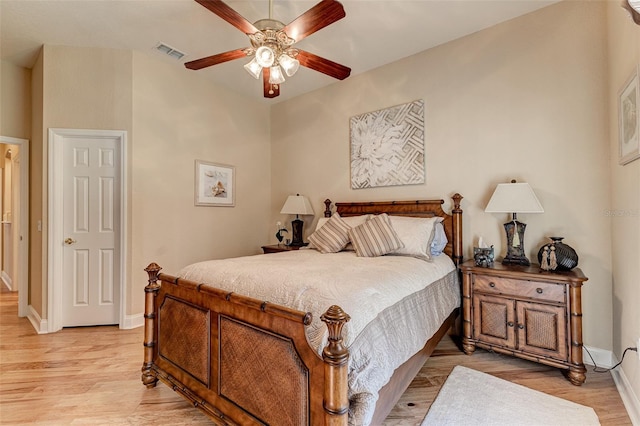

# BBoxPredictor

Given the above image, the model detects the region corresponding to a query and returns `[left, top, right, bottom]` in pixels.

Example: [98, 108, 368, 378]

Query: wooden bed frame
[141, 194, 463, 425]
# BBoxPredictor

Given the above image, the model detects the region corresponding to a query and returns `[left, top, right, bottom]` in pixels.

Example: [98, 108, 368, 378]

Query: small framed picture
[195, 160, 235, 206]
[619, 66, 640, 165]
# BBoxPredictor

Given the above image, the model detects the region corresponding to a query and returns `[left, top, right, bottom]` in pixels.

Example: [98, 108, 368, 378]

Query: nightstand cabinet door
[473, 294, 516, 348]
[516, 300, 567, 361]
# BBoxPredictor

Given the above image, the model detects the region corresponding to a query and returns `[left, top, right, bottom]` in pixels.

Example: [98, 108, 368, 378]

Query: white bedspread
[178, 250, 460, 425]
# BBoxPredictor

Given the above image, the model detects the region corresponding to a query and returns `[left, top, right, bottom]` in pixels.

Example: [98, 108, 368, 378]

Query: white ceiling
[1, 0, 558, 103]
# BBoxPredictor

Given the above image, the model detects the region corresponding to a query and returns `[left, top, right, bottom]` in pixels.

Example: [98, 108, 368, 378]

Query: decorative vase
[537, 237, 578, 271]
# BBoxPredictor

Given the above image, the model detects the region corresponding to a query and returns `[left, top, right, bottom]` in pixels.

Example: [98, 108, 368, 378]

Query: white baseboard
[1, 270, 13, 291]
[121, 312, 144, 329]
[26, 305, 49, 334]
[583, 345, 615, 368]
[611, 367, 640, 425]
[25, 307, 143, 332]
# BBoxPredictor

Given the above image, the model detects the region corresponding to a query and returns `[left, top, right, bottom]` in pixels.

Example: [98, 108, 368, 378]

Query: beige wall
[28, 45, 271, 320]
[129, 52, 272, 314]
[607, 1, 640, 410]
[1, 61, 31, 139]
[0, 62, 30, 291]
[271, 1, 613, 350]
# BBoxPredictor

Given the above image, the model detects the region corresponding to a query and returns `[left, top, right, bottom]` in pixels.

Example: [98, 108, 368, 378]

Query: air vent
[155, 43, 186, 61]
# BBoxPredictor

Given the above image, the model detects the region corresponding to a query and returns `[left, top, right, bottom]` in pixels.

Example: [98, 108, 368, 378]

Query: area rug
[421, 365, 600, 425]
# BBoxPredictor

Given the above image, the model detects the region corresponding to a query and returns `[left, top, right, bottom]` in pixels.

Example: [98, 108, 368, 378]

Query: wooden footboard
[141, 263, 350, 425]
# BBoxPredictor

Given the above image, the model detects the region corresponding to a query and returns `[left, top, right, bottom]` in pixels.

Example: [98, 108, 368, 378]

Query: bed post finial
[142, 263, 162, 388]
[145, 262, 162, 287]
[324, 199, 333, 217]
[321, 305, 350, 424]
[451, 194, 464, 265]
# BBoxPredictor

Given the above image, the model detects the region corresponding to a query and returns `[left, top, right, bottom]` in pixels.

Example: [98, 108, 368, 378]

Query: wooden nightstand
[261, 244, 306, 254]
[459, 260, 588, 385]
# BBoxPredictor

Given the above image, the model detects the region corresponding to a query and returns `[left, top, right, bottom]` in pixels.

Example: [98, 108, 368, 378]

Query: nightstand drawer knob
[518, 324, 525, 329]
[507, 321, 514, 327]
[536, 288, 543, 294]
[489, 282, 496, 288]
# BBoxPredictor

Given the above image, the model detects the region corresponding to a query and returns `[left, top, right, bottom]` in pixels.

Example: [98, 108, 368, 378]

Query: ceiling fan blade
[283, 0, 346, 43]
[195, 0, 259, 34]
[185, 49, 248, 70]
[296, 50, 351, 80]
[263, 68, 280, 98]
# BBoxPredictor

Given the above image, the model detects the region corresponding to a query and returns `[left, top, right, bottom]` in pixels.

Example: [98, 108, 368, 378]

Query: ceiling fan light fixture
[244, 58, 262, 79]
[269, 65, 286, 84]
[255, 45, 275, 68]
[186, 0, 350, 98]
[279, 53, 300, 77]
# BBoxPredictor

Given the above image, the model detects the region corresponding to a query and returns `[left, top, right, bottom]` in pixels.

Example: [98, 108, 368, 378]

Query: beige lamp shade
[485, 182, 544, 214]
[280, 194, 314, 216]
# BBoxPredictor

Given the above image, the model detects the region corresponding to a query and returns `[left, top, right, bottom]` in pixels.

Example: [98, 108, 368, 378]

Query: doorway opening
[0, 136, 30, 319]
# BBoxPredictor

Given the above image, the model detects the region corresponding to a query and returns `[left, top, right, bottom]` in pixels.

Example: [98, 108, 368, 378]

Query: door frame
[0, 136, 30, 318]
[48, 128, 128, 332]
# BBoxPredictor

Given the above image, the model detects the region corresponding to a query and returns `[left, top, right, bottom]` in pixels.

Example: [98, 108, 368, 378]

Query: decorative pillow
[388, 215, 444, 260]
[308, 213, 351, 253]
[348, 213, 404, 257]
[312, 214, 371, 251]
[430, 222, 448, 256]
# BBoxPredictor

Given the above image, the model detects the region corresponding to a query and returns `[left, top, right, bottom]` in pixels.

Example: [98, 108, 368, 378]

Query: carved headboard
[323, 194, 463, 265]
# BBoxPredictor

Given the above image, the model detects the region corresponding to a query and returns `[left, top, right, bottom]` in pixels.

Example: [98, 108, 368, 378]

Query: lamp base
[502, 254, 531, 266]
[289, 218, 305, 246]
[502, 220, 530, 266]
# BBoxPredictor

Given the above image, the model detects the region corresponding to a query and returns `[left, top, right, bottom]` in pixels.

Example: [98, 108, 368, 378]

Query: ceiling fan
[185, 0, 351, 98]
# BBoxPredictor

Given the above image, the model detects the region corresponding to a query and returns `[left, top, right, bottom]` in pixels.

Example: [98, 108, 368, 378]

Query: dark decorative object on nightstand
[537, 237, 579, 271]
[473, 246, 494, 267]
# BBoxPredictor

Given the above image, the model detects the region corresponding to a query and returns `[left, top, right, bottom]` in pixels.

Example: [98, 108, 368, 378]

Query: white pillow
[348, 213, 404, 257]
[308, 213, 351, 253]
[430, 222, 448, 256]
[388, 215, 444, 260]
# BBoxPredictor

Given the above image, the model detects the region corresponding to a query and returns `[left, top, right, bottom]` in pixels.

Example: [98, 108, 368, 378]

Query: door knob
[64, 238, 76, 245]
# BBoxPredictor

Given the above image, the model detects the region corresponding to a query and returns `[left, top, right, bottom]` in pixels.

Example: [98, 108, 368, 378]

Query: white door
[61, 135, 121, 326]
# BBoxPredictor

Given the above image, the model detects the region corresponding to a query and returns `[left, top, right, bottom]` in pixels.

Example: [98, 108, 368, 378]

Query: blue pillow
[430, 222, 448, 256]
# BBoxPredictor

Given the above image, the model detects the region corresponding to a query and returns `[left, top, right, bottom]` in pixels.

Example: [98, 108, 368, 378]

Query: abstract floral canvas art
[619, 66, 640, 165]
[350, 100, 425, 189]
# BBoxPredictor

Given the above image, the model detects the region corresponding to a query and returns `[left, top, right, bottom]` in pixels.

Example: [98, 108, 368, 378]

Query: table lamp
[280, 194, 314, 246]
[485, 180, 544, 266]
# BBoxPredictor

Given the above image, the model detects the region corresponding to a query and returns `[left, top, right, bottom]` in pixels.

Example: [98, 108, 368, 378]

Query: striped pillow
[308, 212, 351, 253]
[348, 213, 404, 257]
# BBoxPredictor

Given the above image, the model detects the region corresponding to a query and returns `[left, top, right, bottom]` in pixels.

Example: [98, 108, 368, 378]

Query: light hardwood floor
[0, 288, 631, 425]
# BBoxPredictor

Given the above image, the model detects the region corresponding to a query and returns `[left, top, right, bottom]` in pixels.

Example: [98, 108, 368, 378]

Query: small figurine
[275, 221, 288, 244]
